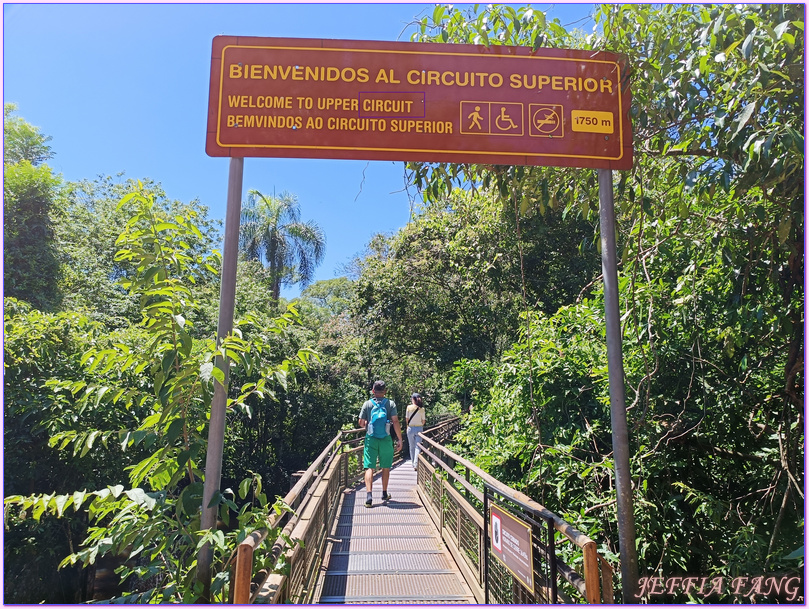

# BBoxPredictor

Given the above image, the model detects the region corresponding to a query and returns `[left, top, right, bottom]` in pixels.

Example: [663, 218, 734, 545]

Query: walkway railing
[231, 414, 614, 604]
[231, 427, 366, 603]
[416, 430, 614, 604]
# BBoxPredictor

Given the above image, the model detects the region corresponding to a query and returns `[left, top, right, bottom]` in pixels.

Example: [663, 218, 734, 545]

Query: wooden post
[233, 543, 255, 604]
[582, 541, 601, 604]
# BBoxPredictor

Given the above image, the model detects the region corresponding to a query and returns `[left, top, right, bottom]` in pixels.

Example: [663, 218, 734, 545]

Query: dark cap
[373, 380, 386, 391]
[411, 393, 421, 400]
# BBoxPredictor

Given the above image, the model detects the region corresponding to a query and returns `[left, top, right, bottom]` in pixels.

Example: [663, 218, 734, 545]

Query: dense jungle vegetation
[4, 4, 804, 604]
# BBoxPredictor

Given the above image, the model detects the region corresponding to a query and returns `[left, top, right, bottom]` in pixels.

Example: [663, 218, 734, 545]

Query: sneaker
[381, 491, 391, 501]
[365, 498, 373, 508]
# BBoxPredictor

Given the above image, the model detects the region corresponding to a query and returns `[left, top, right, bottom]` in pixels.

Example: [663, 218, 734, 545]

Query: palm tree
[238, 189, 326, 301]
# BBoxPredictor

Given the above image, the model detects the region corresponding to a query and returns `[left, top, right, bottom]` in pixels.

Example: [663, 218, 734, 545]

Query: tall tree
[238, 189, 326, 301]
[351, 189, 600, 367]
[4, 103, 53, 166]
[3, 106, 62, 310]
[55, 175, 221, 329]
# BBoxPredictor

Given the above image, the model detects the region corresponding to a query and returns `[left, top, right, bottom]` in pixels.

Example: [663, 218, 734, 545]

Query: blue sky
[4, 2, 594, 298]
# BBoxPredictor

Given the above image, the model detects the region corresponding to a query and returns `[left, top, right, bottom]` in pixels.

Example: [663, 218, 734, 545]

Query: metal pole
[483, 485, 490, 605]
[597, 168, 639, 601]
[197, 156, 244, 598]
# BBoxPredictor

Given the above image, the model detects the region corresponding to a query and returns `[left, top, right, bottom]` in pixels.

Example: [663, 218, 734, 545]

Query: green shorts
[363, 435, 394, 469]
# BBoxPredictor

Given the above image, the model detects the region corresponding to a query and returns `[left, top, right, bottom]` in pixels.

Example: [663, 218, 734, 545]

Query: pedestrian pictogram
[467, 105, 485, 130]
[460, 101, 489, 133]
[461, 101, 523, 136]
[530, 104, 564, 138]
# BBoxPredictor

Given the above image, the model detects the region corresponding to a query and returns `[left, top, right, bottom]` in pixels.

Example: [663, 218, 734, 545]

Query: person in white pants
[405, 393, 426, 470]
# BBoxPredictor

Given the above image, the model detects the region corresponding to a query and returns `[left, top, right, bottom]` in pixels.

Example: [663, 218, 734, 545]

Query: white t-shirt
[405, 403, 426, 427]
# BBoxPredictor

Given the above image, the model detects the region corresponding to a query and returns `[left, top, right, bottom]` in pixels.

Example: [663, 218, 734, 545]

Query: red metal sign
[491, 503, 535, 592]
[206, 36, 632, 170]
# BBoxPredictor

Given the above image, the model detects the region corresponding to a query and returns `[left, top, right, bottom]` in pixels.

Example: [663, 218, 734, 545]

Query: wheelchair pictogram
[491, 103, 523, 134]
[495, 106, 518, 131]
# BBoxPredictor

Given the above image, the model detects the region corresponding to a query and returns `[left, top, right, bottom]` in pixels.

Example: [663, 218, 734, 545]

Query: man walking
[358, 380, 402, 507]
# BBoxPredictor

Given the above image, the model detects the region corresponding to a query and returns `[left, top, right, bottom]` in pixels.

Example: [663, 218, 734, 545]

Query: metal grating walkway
[312, 461, 477, 604]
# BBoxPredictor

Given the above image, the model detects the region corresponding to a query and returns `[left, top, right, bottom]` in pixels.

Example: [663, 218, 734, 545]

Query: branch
[766, 484, 791, 568]
[638, 146, 732, 161]
[584, 498, 616, 515]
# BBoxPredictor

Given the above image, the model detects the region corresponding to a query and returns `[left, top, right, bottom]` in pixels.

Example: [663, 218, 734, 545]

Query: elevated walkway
[233, 418, 614, 604]
[313, 463, 476, 604]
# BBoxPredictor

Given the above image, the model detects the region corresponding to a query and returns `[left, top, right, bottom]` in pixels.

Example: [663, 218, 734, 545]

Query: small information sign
[490, 503, 535, 593]
[206, 36, 632, 169]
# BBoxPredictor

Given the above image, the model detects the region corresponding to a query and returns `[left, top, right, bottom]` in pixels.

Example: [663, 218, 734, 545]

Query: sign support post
[597, 168, 639, 600]
[198, 156, 244, 599]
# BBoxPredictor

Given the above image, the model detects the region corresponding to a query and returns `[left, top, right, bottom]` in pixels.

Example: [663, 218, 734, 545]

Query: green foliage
[4, 473, 292, 604]
[3, 105, 62, 309]
[56, 175, 221, 329]
[4, 159, 63, 310]
[4, 299, 121, 603]
[4, 300, 143, 495]
[449, 358, 496, 411]
[404, 4, 803, 601]
[297, 277, 355, 326]
[4, 187, 313, 602]
[4, 103, 54, 166]
[351, 189, 600, 369]
[2, 112, 331, 604]
[219, 305, 326, 491]
[598, 3, 803, 197]
[454, 283, 803, 598]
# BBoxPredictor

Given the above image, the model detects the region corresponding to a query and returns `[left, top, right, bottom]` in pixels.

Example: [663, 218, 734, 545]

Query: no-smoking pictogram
[530, 104, 564, 138]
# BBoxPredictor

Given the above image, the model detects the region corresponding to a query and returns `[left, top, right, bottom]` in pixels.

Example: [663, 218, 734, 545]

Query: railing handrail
[417, 424, 609, 604]
[231, 430, 347, 603]
[418, 433, 596, 550]
[233, 417, 456, 602]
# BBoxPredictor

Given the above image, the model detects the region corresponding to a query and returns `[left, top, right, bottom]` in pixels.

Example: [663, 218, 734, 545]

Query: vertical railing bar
[548, 516, 558, 604]
[439, 467, 445, 536]
[456, 494, 462, 545]
[476, 468, 482, 584]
